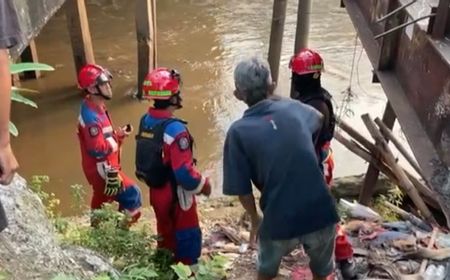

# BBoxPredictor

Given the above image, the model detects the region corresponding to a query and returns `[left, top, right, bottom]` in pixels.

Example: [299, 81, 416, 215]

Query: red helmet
[77, 64, 112, 90]
[142, 67, 181, 100]
[289, 48, 324, 75]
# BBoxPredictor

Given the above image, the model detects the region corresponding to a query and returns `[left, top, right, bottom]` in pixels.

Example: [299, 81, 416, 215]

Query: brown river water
[11, 0, 400, 215]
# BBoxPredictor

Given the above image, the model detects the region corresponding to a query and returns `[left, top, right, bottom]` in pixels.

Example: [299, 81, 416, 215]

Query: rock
[331, 174, 394, 199]
[0, 175, 116, 279]
[63, 246, 120, 278]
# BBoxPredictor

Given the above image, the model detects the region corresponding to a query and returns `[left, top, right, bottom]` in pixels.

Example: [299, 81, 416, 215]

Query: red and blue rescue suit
[141, 108, 207, 265]
[77, 97, 142, 221]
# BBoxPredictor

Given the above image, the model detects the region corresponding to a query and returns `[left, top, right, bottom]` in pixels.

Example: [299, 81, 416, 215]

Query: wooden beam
[135, 0, 157, 99]
[359, 0, 405, 205]
[293, 0, 312, 53]
[20, 40, 41, 79]
[65, 0, 95, 75]
[375, 117, 427, 180]
[290, 0, 312, 97]
[361, 114, 436, 225]
[267, 0, 288, 84]
[335, 131, 439, 210]
[359, 102, 396, 205]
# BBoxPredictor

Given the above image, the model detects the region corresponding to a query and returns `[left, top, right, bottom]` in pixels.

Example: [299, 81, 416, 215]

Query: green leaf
[11, 86, 39, 94]
[10, 62, 54, 74]
[171, 263, 192, 280]
[9, 121, 18, 137]
[11, 91, 37, 108]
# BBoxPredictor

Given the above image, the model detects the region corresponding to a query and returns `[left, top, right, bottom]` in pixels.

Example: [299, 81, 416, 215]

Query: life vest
[135, 116, 193, 188]
[299, 88, 336, 146]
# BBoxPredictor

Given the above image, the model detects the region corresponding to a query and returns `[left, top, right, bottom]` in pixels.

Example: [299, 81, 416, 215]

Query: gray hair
[234, 57, 273, 106]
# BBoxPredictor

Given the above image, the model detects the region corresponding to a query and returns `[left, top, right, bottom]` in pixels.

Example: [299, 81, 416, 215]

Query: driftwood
[337, 119, 437, 205]
[374, 117, 426, 181]
[213, 223, 246, 245]
[334, 131, 439, 209]
[383, 201, 432, 232]
[337, 118, 380, 155]
[334, 131, 397, 180]
[361, 114, 436, 225]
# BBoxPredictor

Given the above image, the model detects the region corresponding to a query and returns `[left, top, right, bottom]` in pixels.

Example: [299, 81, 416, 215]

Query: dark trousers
[0, 200, 7, 232]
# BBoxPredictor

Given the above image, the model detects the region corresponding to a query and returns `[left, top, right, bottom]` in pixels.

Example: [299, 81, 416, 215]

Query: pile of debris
[335, 114, 448, 226]
[202, 201, 450, 280]
[200, 113, 450, 279]
[338, 199, 450, 280]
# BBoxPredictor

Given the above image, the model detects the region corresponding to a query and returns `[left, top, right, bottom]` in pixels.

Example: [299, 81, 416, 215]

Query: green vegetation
[28, 176, 228, 280]
[9, 62, 54, 136]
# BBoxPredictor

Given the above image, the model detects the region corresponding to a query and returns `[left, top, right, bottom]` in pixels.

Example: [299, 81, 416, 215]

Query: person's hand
[199, 178, 211, 197]
[249, 214, 262, 249]
[117, 124, 133, 138]
[0, 143, 19, 185]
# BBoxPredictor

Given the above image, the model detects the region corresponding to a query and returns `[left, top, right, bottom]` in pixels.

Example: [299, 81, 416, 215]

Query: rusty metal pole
[290, 0, 312, 97]
[135, 0, 157, 99]
[267, 0, 288, 85]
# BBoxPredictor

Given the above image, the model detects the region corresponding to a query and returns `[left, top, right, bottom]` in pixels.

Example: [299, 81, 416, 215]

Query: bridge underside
[10, 0, 66, 59]
[344, 0, 450, 184]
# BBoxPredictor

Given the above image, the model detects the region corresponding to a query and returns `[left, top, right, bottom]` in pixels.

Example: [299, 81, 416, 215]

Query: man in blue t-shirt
[223, 57, 339, 280]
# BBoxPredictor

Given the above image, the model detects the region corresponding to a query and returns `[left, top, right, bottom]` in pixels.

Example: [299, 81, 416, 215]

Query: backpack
[135, 116, 186, 188]
[300, 88, 336, 145]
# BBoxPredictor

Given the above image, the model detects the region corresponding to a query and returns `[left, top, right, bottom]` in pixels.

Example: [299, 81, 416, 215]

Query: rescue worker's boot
[335, 229, 357, 280]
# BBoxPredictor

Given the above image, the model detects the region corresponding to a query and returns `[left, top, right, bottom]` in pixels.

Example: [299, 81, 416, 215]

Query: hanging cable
[337, 33, 359, 121]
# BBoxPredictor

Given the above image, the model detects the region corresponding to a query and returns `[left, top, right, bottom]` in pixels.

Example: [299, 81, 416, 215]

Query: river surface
[11, 0, 401, 215]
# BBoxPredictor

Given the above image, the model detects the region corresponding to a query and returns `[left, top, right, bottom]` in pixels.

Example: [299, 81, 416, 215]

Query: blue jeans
[258, 224, 336, 278]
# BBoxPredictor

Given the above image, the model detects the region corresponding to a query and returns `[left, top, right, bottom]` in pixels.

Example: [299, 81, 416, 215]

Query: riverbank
[0, 176, 394, 280]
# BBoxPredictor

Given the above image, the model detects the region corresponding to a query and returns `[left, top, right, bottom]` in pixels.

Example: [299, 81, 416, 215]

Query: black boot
[337, 258, 357, 280]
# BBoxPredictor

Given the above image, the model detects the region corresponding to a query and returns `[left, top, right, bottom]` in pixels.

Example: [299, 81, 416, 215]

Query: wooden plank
[359, 101, 396, 205]
[20, 40, 41, 79]
[335, 131, 439, 209]
[358, 1, 405, 205]
[361, 114, 436, 224]
[267, 0, 288, 84]
[290, 0, 312, 97]
[293, 0, 312, 53]
[375, 117, 427, 180]
[135, 0, 157, 99]
[65, 0, 95, 75]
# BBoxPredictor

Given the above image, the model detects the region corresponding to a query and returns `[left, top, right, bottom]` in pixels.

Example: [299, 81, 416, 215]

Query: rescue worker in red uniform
[135, 67, 211, 265]
[77, 64, 142, 226]
[290, 49, 356, 280]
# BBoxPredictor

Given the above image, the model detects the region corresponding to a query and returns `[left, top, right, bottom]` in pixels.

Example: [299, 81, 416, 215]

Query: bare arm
[239, 193, 261, 247]
[0, 50, 11, 147]
[0, 49, 18, 185]
[239, 193, 259, 221]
